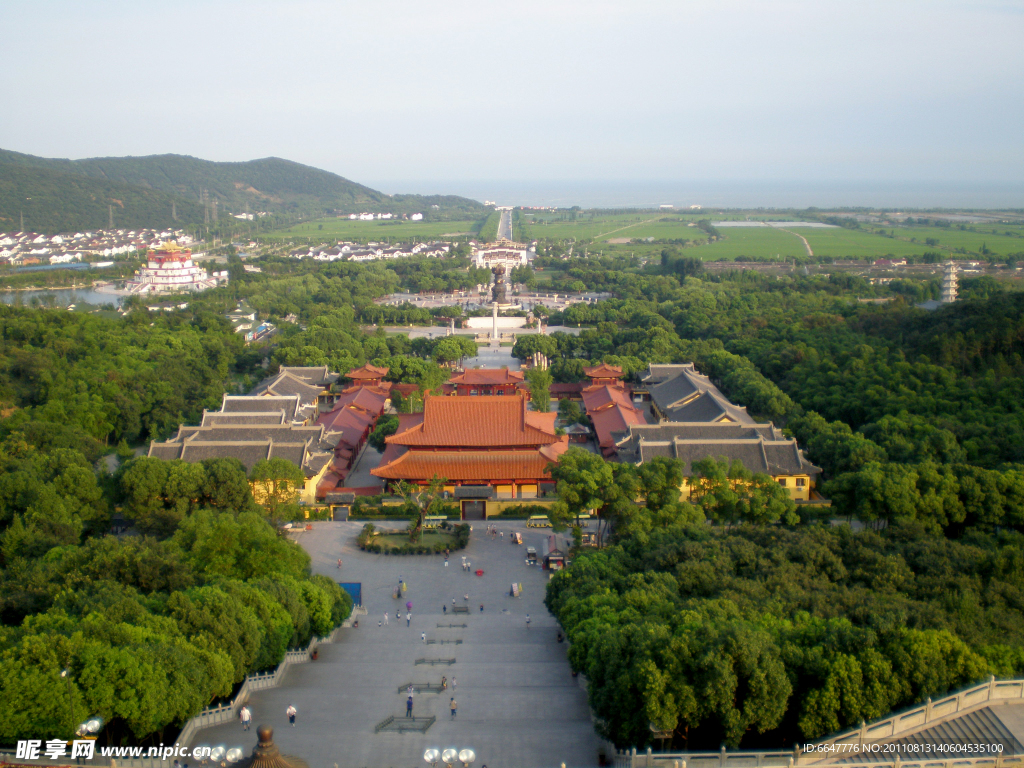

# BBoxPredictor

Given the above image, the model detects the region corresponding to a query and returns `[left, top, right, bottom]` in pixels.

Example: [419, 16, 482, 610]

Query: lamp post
[441, 749, 458, 768]
[60, 668, 75, 738]
[423, 749, 440, 768]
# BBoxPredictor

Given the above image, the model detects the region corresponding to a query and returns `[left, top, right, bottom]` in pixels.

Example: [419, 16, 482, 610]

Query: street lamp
[225, 748, 243, 764]
[423, 749, 440, 767]
[60, 668, 75, 738]
[458, 748, 476, 767]
[210, 745, 227, 766]
[441, 749, 458, 767]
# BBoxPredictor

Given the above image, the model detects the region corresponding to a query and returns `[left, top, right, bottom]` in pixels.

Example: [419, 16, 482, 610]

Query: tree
[368, 415, 399, 451]
[249, 458, 306, 523]
[526, 366, 553, 412]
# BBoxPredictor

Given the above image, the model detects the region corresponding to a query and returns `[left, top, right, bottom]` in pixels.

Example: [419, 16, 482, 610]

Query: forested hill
[0, 148, 485, 232]
[0, 162, 208, 233]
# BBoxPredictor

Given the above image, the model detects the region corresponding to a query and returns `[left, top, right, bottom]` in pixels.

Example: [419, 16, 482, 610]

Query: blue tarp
[339, 582, 362, 606]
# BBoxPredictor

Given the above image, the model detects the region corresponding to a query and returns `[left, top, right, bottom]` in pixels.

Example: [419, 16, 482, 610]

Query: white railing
[614, 677, 1024, 768]
[170, 627, 340, 751]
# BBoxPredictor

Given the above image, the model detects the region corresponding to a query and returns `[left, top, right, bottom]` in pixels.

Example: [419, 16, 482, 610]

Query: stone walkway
[192, 521, 608, 768]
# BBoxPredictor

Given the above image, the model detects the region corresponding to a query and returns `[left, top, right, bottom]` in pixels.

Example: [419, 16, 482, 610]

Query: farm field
[262, 217, 481, 241]
[521, 212, 703, 241]
[889, 225, 1024, 256]
[690, 226, 809, 260]
[799, 227, 927, 258]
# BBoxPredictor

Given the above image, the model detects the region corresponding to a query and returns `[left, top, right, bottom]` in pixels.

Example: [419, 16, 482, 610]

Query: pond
[0, 286, 128, 307]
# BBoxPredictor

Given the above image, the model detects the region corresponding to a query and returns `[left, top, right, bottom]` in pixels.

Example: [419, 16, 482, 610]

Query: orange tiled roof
[583, 363, 623, 378]
[333, 386, 388, 415]
[449, 368, 525, 385]
[372, 443, 568, 481]
[582, 385, 633, 412]
[589, 402, 646, 450]
[387, 395, 559, 448]
[347, 364, 389, 379]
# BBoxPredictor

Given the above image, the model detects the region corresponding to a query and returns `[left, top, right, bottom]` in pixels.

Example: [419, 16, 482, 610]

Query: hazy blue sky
[2, 0, 1022, 205]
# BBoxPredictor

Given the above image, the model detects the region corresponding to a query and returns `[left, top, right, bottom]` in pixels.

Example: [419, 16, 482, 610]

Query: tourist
[441, 676, 447, 689]
[407, 611, 411, 627]
[526, 613, 531, 629]
[337, 558, 342, 569]
[286, 704, 297, 727]
[450, 697, 457, 719]
[480, 604, 484, 612]
[239, 706, 251, 731]
[443, 604, 447, 614]
[421, 632, 426, 643]
[384, 612, 389, 625]
[406, 696, 413, 718]
[452, 676, 457, 690]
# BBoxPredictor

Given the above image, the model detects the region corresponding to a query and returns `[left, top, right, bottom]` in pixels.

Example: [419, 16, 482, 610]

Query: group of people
[238, 705, 297, 729]
[486, 525, 503, 540]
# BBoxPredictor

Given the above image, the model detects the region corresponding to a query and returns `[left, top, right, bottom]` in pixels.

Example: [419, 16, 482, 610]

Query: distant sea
[369, 180, 1024, 210]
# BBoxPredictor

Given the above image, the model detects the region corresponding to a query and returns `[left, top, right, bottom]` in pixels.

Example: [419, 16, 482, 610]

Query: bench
[415, 658, 456, 665]
[452, 605, 469, 614]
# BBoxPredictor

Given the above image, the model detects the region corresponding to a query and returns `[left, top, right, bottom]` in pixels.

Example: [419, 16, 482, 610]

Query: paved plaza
[193, 521, 609, 768]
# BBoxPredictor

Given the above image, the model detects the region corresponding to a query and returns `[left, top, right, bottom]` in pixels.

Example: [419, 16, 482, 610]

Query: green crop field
[262, 217, 480, 241]
[796, 228, 925, 258]
[521, 212, 704, 241]
[887, 225, 1024, 256]
[690, 226, 809, 260]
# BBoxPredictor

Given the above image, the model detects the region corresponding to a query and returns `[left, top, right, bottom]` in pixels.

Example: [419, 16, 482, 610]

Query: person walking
[336, 558, 342, 569]
[441, 676, 447, 690]
[450, 697, 457, 719]
[239, 706, 251, 731]
[406, 695, 414, 718]
[443, 604, 447, 615]
[452, 676, 457, 690]
[526, 613, 531, 629]
[421, 632, 426, 643]
[407, 611, 412, 627]
[384, 611, 389, 626]
[286, 704, 297, 727]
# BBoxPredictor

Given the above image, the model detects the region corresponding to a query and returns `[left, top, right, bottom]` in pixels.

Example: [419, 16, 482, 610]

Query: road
[497, 209, 513, 240]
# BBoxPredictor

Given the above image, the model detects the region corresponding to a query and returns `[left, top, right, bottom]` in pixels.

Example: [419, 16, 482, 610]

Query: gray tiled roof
[178, 441, 273, 470]
[642, 364, 698, 385]
[613, 422, 784, 453]
[251, 371, 325, 403]
[201, 411, 286, 426]
[176, 424, 325, 444]
[667, 391, 756, 424]
[148, 443, 183, 461]
[630, 436, 818, 477]
[221, 395, 301, 422]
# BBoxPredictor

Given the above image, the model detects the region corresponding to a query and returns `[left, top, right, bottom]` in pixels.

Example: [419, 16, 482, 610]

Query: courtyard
[190, 520, 609, 768]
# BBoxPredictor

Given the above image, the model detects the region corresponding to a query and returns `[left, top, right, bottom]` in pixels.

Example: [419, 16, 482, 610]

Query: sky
[1, 0, 1023, 207]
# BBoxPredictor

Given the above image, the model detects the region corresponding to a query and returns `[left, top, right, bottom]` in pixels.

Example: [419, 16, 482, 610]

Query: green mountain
[0, 161, 207, 233]
[0, 149, 484, 233]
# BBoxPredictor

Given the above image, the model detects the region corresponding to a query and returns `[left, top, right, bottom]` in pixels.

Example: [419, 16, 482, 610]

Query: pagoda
[941, 262, 958, 304]
[125, 241, 226, 294]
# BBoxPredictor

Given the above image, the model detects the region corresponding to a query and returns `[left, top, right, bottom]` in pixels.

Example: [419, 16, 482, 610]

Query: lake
[0, 287, 128, 307]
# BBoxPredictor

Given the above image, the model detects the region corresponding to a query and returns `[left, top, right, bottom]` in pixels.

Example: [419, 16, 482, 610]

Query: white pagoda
[941, 262, 958, 304]
[126, 242, 227, 294]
